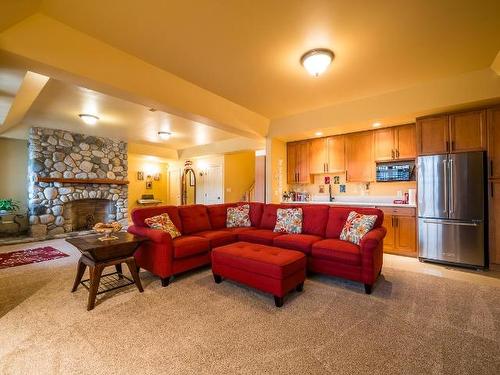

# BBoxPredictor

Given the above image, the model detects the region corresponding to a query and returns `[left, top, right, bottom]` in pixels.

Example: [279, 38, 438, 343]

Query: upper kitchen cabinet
[374, 124, 416, 161]
[416, 115, 449, 155]
[417, 110, 487, 155]
[487, 106, 500, 179]
[327, 135, 345, 173]
[287, 141, 311, 184]
[308, 135, 345, 174]
[346, 131, 374, 182]
[449, 110, 486, 152]
[309, 137, 328, 174]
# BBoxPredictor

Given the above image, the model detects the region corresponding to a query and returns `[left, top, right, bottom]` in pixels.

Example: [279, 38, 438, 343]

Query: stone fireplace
[27, 127, 128, 238]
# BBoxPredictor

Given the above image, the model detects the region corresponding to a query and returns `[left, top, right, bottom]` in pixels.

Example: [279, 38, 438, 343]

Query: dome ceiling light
[300, 48, 334, 77]
[78, 113, 99, 125]
[158, 131, 172, 140]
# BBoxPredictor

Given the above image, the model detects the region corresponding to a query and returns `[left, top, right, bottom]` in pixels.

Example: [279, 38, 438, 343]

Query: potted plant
[0, 199, 20, 222]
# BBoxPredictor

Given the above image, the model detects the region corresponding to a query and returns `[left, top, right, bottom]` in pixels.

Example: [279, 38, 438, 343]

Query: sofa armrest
[128, 225, 172, 244]
[359, 226, 387, 284]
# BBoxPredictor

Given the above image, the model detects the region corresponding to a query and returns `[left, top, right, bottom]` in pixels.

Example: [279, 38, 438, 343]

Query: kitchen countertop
[281, 200, 416, 208]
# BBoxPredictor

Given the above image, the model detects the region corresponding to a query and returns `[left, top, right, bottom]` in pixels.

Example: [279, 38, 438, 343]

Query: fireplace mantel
[35, 176, 129, 185]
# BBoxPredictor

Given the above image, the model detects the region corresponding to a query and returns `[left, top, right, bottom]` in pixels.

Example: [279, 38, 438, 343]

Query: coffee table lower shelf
[79, 271, 135, 295]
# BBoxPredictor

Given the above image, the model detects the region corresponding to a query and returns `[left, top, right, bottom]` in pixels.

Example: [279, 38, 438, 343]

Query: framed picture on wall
[146, 181, 153, 189]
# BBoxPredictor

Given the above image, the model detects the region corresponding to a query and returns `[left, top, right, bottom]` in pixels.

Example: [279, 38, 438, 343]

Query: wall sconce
[137, 171, 144, 180]
[154, 173, 161, 181]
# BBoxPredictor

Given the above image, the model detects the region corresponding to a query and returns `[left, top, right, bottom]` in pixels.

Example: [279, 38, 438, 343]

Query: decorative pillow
[340, 211, 377, 245]
[273, 208, 303, 234]
[226, 204, 251, 228]
[144, 213, 181, 239]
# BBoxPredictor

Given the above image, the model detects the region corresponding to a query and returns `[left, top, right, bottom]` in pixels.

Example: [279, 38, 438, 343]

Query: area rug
[0, 247, 69, 269]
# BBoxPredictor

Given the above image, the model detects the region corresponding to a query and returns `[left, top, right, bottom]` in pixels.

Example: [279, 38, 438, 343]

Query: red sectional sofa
[128, 202, 386, 293]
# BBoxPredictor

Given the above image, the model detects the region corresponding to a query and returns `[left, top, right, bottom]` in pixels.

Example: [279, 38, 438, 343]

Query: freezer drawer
[418, 218, 485, 267]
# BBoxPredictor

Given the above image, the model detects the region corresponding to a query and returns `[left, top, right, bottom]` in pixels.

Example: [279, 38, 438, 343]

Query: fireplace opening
[63, 199, 116, 232]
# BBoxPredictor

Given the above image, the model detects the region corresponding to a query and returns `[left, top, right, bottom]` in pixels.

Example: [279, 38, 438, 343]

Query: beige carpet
[0, 239, 499, 375]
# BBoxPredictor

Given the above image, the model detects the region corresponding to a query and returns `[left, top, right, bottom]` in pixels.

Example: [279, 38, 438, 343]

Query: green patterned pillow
[340, 211, 377, 245]
[273, 208, 303, 234]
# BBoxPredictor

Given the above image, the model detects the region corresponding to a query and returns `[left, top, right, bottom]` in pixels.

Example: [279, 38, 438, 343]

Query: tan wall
[128, 154, 169, 217]
[266, 138, 287, 203]
[0, 137, 28, 210]
[224, 151, 255, 203]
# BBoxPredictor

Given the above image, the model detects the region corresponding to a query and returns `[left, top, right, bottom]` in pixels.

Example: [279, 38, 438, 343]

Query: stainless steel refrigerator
[417, 151, 487, 268]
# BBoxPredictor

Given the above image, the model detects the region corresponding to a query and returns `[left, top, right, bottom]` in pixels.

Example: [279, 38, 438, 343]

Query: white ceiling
[1, 77, 239, 149]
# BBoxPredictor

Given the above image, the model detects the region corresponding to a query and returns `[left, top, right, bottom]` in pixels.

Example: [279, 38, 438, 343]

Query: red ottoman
[211, 241, 306, 307]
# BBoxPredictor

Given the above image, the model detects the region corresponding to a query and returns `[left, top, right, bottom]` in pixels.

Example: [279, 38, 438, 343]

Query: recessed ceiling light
[315, 131, 323, 136]
[158, 131, 172, 140]
[78, 114, 99, 125]
[372, 122, 382, 128]
[301, 48, 334, 77]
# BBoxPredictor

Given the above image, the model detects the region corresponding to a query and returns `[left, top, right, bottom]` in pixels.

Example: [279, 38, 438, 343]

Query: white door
[202, 165, 223, 204]
[168, 169, 181, 205]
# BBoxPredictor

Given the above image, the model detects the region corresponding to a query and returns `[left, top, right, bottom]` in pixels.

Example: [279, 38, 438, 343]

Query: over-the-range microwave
[375, 161, 415, 182]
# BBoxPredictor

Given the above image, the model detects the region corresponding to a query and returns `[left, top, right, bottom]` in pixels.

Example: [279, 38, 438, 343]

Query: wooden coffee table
[66, 232, 146, 310]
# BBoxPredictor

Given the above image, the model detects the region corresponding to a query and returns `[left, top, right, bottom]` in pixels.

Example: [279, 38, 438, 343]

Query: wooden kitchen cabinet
[489, 181, 500, 265]
[379, 207, 417, 257]
[345, 131, 374, 182]
[487, 106, 500, 179]
[287, 141, 310, 184]
[374, 128, 395, 162]
[327, 135, 345, 173]
[417, 110, 487, 156]
[374, 124, 416, 161]
[416, 115, 449, 155]
[309, 137, 328, 174]
[449, 110, 486, 152]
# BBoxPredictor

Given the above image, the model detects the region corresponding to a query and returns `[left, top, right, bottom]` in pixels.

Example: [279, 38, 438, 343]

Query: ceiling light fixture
[301, 48, 334, 77]
[372, 122, 382, 128]
[158, 131, 172, 140]
[78, 113, 99, 125]
[315, 131, 323, 136]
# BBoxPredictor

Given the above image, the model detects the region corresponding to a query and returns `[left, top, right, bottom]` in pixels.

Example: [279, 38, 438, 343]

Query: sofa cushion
[274, 207, 303, 233]
[222, 226, 257, 234]
[207, 204, 237, 230]
[273, 234, 322, 255]
[300, 205, 330, 236]
[340, 211, 377, 245]
[238, 229, 285, 246]
[325, 207, 383, 239]
[248, 202, 265, 227]
[173, 235, 210, 259]
[311, 239, 361, 266]
[178, 205, 212, 234]
[227, 204, 252, 228]
[212, 242, 306, 279]
[131, 205, 182, 232]
[144, 213, 181, 239]
[195, 230, 237, 248]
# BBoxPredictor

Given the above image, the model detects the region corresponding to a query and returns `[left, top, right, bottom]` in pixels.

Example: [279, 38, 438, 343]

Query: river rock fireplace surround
[27, 127, 129, 238]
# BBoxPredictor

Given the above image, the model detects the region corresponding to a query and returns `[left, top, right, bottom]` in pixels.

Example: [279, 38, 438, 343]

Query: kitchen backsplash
[288, 172, 416, 198]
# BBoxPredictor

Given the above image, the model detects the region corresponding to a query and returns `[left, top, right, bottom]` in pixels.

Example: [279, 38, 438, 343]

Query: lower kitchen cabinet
[378, 207, 417, 257]
[489, 181, 500, 265]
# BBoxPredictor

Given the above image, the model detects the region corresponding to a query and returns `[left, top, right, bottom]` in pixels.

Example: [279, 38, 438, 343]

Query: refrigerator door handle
[422, 219, 480, 227]
[442, 159, 448, 213]
[449, 158, 454, 214]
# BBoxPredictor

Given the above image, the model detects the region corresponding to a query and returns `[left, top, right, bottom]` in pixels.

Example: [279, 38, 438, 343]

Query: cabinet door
[309, 138, 328, 174]
[489, 181, 500, 265]
[327, 135, 345, 173]
[345, 131, 374, 182]
[287, 142, 298, 184]
[396, 124, 416, 159]
[374, 128, 395, 162]
[487, 107, 500, 179]
[416, 115, 449, 155]
[395, 216, 417, 255]
[450, 110, 486, 152]
[382, 214, 395, 252]
[296, 141, 311, 184]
